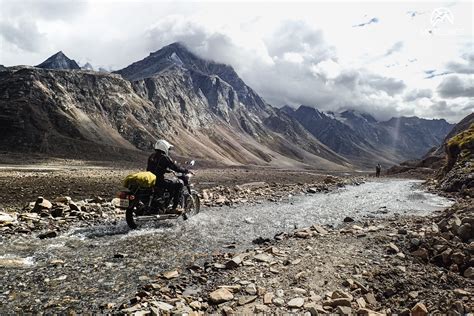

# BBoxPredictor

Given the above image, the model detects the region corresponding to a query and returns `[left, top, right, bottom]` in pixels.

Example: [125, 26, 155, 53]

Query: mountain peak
[116, 42, 249, 97]
[36, 51, 80, 70]
[280, 105, 295, 115]
[148, 42, 188, 57]
[340, 109, 377, 123]
[82, 62, 94, 70]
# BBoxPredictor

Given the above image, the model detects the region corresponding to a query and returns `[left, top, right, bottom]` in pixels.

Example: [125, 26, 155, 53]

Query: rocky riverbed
[2, 178, 471, 314]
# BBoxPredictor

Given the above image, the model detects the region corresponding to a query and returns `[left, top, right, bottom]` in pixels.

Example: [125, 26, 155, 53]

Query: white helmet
[154, 139, 174, 155]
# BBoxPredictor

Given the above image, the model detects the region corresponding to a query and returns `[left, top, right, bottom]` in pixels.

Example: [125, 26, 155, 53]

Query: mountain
[287, 106, 384, 166]
[437, 113, 474, 192]
[382, 116, 453, 158]
[433, 112, 474, 157]
[285, 105, 454, 166]
[115, 42, 348, 169]
[81, 62, 94, 70]
[36, 51, 80, 70]
[0, 43, 349, 169]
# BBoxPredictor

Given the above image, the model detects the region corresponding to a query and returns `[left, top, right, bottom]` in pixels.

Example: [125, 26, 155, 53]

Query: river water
[0, 179, 453, 311]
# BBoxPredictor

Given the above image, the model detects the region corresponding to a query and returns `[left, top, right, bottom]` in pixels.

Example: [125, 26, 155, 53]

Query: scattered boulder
[33, 197, 52, 212]
[411, 302, 428, 316]
[323, 298, 351, 307]
[254, 253, 272, 263]
[411, 248, 429, 261]
[209, 288, 234, 304]
[336, 305, 352, 315]
[387, 242, 400, 254]
[463, 267, 474, 279]
[226, 255, 243, 269]
[263, 293, 274, 304]
[238, 295, 257, 306]
[287, 297, 304, 308]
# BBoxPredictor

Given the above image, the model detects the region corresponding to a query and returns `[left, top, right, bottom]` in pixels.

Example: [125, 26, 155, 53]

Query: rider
[147, 139, 189, 213]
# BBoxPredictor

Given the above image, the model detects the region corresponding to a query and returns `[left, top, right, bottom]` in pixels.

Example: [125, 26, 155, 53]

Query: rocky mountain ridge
[0, 44, 455, 169]
[0, 45, 348, 169]
[284, 105, 454, 167]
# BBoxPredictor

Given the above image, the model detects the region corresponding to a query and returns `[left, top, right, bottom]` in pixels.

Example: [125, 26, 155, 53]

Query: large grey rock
[457, 223, 472, 241]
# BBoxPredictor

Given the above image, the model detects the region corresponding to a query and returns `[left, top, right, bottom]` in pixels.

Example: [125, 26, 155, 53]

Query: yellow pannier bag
[123, 171, 156, 189]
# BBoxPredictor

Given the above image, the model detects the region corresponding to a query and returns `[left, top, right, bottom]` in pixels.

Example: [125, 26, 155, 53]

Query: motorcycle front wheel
[182, 192, 200, 220]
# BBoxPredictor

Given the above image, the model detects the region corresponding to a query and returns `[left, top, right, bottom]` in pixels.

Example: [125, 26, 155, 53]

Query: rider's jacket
[147, 151, 188, 182]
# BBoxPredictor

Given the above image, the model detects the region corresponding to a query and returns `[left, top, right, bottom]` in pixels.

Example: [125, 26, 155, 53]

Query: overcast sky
[0, 0, 472, 122]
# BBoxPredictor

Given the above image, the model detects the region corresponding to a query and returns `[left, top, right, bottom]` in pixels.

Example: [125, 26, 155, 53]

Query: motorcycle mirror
[190, 160, 195, 166]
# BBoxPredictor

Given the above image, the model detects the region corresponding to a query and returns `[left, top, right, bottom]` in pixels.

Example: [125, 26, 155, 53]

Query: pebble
[162, 270, 179, 279]
[272, 297, 285, 306]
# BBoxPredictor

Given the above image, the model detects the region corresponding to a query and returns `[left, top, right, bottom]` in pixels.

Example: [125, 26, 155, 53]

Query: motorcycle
[116, 160, 200, 229]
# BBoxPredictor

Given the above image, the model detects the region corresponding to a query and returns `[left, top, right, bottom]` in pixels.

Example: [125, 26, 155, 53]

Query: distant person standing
[375, 163, 381, 177]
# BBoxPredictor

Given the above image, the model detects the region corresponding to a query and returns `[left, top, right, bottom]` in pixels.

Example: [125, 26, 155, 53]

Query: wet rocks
[1, 195, 124, 236]
[0, 212, 16, 226]
[38, 230, 58, 239]
[198, 178, 358, 208]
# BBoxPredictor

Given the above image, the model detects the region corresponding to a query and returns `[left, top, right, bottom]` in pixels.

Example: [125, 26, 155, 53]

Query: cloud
[437, 75, 474, 98]
[384, 41, 404, 57]
[264, 20, 334, 63]
[1, 0, 87, 21]
[138, 17, 411, 121]
[404, 88, 433, 101]
[0, 0, 87, 54]
[0, 19, 46, 52]
[425, 71, 452, 79]
[362, 74, 406, 95]
[425, 51, 473, 78]
[446, 52, 474, 74]
[352, 17, 379, 28]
